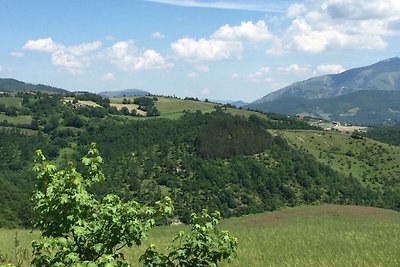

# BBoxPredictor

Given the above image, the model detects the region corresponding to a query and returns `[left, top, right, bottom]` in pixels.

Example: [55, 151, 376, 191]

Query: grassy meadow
[276, 130, 400, 183]
[1, 205, 399, 267]
[0, 97, 22, 108]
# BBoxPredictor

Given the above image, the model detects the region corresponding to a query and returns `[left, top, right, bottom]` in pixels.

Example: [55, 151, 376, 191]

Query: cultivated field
[1, 205, 399, 266]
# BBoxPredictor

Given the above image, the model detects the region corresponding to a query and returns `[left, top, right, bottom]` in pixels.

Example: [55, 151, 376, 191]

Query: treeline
[362, 126, 400, 146]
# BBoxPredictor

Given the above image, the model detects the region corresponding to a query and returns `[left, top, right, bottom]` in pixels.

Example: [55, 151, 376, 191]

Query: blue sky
[1, 0, 400, 102]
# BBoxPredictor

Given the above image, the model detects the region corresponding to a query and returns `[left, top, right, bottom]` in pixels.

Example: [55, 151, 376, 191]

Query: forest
[0, 91, 399, 228]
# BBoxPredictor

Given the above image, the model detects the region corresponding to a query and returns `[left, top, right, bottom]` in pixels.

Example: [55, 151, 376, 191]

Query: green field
[1, 205, 399, 267]
[0, 113, 32, 125]
[276, 130, 400, 184]
[0, 97, 22, 108]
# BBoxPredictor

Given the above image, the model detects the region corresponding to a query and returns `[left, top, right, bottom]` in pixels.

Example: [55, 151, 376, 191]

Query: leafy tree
[140, 210, 237, 267]
[32, 143, 173, 266]
[31, 143, 237, 266]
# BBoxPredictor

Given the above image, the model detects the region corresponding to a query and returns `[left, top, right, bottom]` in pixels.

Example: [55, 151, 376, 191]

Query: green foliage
[140, 210, 237, 267]
[32, 143, 173, 266]
[31, 143, 236, 266]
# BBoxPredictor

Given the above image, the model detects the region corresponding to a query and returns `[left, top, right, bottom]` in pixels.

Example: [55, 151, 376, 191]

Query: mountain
[252, 57, 400, 104]
[250, 90, 400, 125]
[0, 78, 69, 93]
[98, 89, 151, 98]
[248, 57, 400, 125]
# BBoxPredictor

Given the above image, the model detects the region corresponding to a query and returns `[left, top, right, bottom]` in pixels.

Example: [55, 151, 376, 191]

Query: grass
[0, 113, 32, 125]
[1, 205, 399, 266]
[0, 97, 22, 108]
[276, 130, 400, 183]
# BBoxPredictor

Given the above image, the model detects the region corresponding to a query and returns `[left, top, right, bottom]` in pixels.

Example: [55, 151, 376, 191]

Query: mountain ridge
[0, 78, 69, 93]
[252, 57, 400, 104]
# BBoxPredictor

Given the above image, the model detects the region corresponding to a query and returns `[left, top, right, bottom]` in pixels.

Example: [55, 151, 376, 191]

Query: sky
[1, 0, 400, 102]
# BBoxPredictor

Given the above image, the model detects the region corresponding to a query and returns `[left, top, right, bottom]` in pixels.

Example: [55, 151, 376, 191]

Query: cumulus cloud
[212, 20, 271, 42]
[280, 64, 311, 75]
[269, 0, 400, 54]
[22, 38, 102, 74]
[151, 32, 165, 39]
[171, 37, 242, 61]
[316, 64, 345, 74]
[101, 72, 115, 81]
[246, 66, 271, 83]
[172, 20, 273, 61]
[109, 41, 173, 71]
[23, 37, 59, 52]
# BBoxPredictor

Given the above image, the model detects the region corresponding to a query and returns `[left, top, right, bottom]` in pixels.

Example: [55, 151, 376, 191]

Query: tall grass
[1, 205, 399, 266]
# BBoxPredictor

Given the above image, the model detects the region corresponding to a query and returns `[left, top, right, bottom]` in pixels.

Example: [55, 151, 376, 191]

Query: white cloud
[10, 51, 25, 57]
[187, 72, 198, 78]
[22, 38, 102, 74]
[270, 0, 400, 54]
[51, 50, 85, 74]
[109, 41, 173, 71]
[316, 64, 345, 74]
[201, 87, 210, 95]
[101, 72, 115, 81]
[212, 20, 271, 43]
[246, 66, 271, 83]
[0, 65, 2, 72]
[151, 32, 165, 39]
[68, 41, 102, 56]
[171, 37, 242, 61]
[142, 0, 285, 13]
[23, 37, 59, 52]
[279, 64, 311, 75]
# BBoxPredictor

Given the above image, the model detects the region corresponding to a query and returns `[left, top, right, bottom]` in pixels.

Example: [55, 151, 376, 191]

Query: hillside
[253, 57, 400, 104]
[275, 130, 400, 202]
[0, 78, 69, 93]
[248, 57, 400, 125]
[249, 90, 400, 125]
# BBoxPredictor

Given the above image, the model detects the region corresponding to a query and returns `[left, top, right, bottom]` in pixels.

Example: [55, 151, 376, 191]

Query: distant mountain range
[248, 57, 400, 125]
[98, 89, 151, 98]
[0, 78, 69, 93]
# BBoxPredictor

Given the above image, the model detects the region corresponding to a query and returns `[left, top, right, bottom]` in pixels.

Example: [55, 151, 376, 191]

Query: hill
[1, 204, 399, 266]
[0, 78, 69, 93]
[247, 57, 400, 125]
[98, 88, 151, 98]
[249, 90, 400, 125]
[253, 57, 400, 104]
[276, 130, 400, 187]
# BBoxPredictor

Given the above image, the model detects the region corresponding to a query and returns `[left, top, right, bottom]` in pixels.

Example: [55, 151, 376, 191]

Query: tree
[31, 143, 237, 266]
[140, 210, 237, 267]
[32, 143, 173, 266]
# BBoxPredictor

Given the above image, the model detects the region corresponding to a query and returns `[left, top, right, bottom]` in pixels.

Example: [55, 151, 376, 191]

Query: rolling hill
[0, 78, 69, 93]
[248, 57, 400, 125]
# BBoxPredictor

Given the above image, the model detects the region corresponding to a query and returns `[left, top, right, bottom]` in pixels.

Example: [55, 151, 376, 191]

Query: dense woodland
[1, 91, 399, 228]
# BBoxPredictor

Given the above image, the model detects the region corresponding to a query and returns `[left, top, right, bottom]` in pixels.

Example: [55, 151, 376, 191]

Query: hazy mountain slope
[98, 89, 151, 98]
[253, 57, 400, 104]
[0, 78, 69, 93]
[249, 90, 400, 125]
